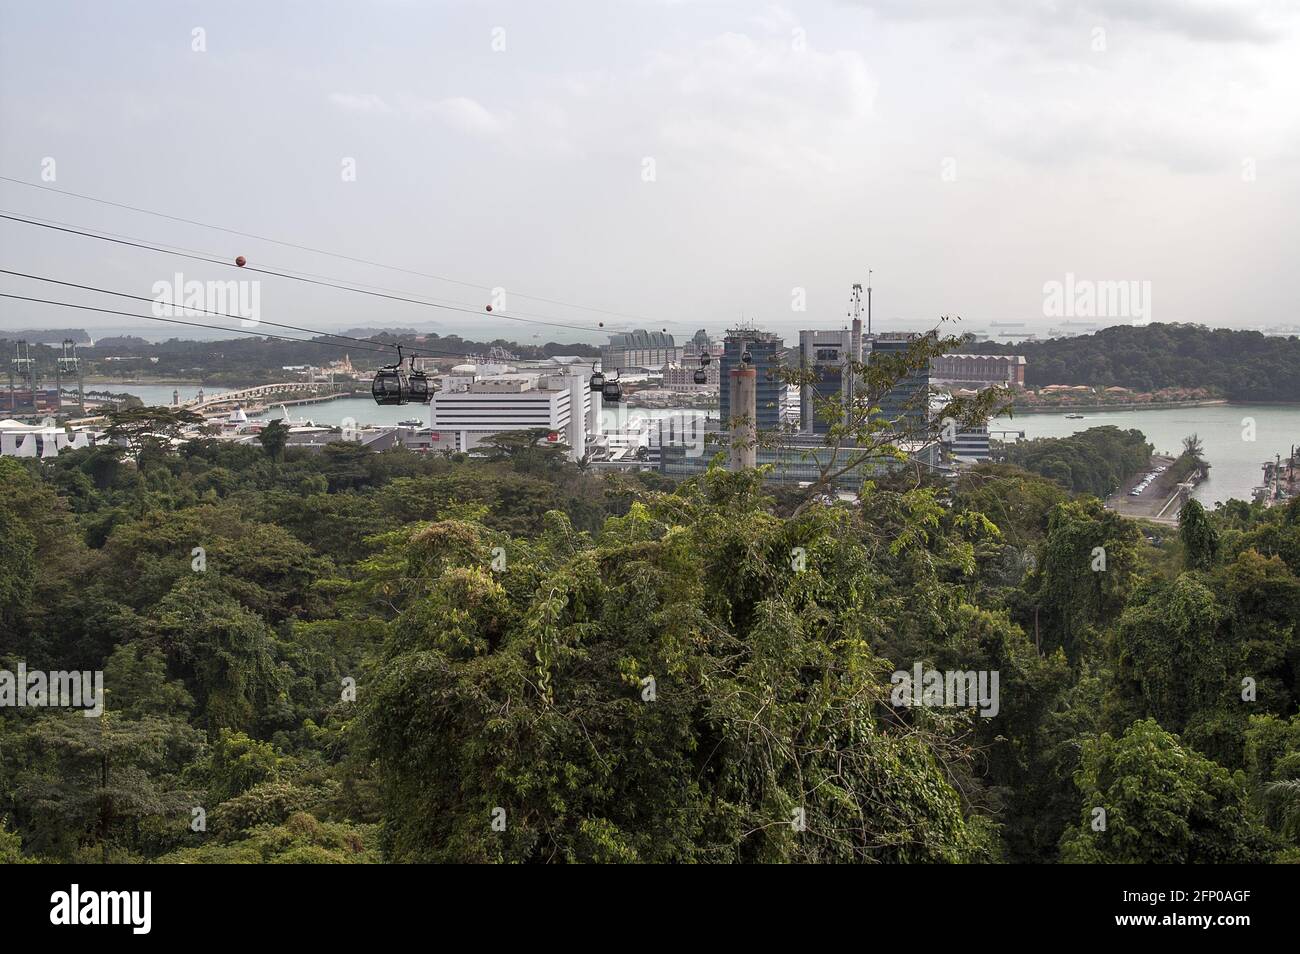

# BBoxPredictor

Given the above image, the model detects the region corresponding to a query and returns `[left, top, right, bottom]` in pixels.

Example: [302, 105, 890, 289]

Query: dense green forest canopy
[966, 323, 1300, 401]
[1, 408, 1298, 863]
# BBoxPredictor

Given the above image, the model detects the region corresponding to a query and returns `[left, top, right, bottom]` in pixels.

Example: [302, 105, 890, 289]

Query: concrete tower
[729, 364, 757, 471]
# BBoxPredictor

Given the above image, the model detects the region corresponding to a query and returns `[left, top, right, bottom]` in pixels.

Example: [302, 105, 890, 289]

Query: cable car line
[0, 209, 552, 320]
[0, 269, 601, 368]
[0, 211, 622, 336]
[0, 268, 400, 354]
[2, 291, 618, 408]
[1, 209, 635, 334]
[0, 174, 658, 324]
[0, 289, 490, 363]
[0, 292, 395, 355]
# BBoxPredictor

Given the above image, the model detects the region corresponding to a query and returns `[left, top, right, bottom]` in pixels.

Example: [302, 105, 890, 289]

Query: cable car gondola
[371, 346, 409, 406]
[407, 353, 431, 404]
[407, 369, 430, 404]
[601, 371, 622, 403]
[693, 353, 710, 385]
[589, 362, 605, 392]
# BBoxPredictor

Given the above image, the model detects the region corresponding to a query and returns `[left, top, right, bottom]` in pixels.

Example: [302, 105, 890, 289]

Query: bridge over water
[186, 382, 341, 411]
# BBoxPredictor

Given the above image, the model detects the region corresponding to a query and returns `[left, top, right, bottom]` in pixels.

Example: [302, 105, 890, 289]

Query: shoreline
[1006, 399, 1231, 415]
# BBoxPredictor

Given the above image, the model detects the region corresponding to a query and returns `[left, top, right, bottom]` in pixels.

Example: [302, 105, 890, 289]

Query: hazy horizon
[4, 318, 1297, 352]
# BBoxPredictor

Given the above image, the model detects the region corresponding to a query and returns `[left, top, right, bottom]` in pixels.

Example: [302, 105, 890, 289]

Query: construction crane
[56, 339, 85, 414]
[8, 340, 37, 413]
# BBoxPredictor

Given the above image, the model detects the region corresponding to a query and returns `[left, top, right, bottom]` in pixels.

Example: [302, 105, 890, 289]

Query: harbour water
[991, 404, 1300, 506]
[114, 385, 1298, 507]
[93, 384, 229, 405]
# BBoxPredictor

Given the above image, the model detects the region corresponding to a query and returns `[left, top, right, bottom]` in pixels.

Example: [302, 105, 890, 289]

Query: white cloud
[420, 96, 508, 136]
[638, 31, 878, 175]
[329, 91, 508, 136]
[851, 0, 1294, 44]
[328, 92, 395, 115]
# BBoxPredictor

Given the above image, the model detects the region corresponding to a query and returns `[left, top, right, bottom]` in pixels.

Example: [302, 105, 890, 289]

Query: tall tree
[1180, 499, 1220, 570]
[1060, 719, 1274, 863]
[364, 470, 993, 862]
[257, 418, 290, 461]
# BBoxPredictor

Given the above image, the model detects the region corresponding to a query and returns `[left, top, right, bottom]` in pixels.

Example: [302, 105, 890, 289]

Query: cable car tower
[8, 340, 37, 413]
[846, 271, 871, 404]
[56, 339, 85, 414]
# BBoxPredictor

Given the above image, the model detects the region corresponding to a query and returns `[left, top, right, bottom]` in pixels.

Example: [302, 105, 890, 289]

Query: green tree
[1060, 719, 1273, 863]
[1244, 714, 1300, 853]
[1028, 497, 1144, 657]
[0, 646, 203, 863]
[104, 406, 205, 461]
[1180, 498, 1220, 570]
[364, 470, 993, 863]
[475, 427, 571, 474]
[0, 505, 36, 625]
[1104, 574, 1226, 738]
[257, 419, 290, 461]
[207, 729, 284, 803]
[143, 577, 285, 731]
[156, 812, 377, 864]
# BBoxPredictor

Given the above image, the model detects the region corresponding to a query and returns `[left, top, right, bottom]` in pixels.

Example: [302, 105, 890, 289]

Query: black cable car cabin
[372, 361, 408, 405]
[589, 362, 605, 392]
[601, 373, 622, 403]
[407, 369, 431, 404]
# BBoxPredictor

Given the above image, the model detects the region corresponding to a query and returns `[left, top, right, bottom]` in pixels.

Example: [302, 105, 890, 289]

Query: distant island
[965, 322, 1300, 403]
[2, 328, 94, 345]
[0, 330, 600, 388]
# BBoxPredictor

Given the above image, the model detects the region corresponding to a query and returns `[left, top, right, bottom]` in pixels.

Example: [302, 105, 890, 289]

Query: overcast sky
[2, 0, 1298, 345]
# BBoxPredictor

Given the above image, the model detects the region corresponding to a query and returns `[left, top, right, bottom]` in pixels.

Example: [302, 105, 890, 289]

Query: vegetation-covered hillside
[967, 323, 1300, 401]
[0, 331, 601, 387]
[2, 408, 1297, 863]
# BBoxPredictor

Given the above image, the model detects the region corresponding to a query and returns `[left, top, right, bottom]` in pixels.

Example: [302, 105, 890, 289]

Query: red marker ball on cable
[235, 256, 247, 267]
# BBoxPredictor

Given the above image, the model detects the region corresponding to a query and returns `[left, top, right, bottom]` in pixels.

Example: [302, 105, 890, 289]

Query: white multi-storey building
[429, 371, 598, 460]
[945, 425, 992, 464]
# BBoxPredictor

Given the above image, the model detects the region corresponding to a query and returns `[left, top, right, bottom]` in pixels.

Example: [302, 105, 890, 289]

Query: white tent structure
[0, 419, 95, 458]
